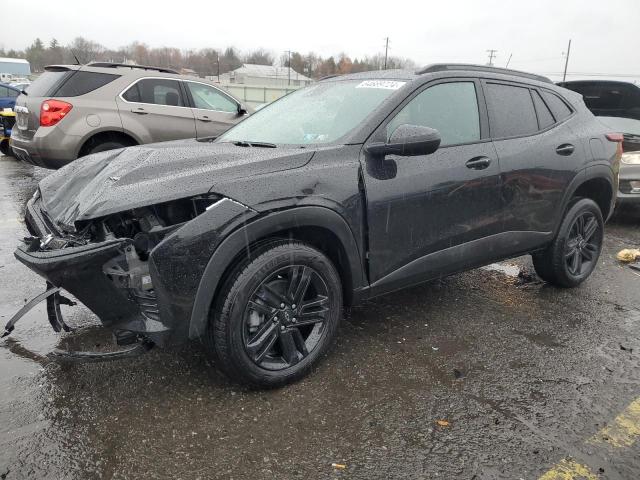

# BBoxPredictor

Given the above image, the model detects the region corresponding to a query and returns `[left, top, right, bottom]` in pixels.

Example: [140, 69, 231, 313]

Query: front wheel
[532, 198, 604, 287]
[207, 241, 343, 388]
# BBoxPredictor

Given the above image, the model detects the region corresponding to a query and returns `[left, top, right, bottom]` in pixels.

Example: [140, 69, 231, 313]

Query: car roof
[320, 63, 553, 85]
[559, 79, 640, 89]
[43, 63, 221, 84]
[0, 83, 20, 92]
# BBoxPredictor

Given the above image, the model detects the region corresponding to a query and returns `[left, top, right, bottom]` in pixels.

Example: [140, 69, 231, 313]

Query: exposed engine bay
[4, 193, 221, 358]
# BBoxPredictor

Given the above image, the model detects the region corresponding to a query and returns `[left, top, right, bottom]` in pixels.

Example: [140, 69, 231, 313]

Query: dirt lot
[1, 156, 639, 479]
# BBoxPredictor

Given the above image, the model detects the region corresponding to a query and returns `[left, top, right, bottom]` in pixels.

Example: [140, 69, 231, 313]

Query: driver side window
[186, 82, 238, 112]
[387, 82, 480, 146]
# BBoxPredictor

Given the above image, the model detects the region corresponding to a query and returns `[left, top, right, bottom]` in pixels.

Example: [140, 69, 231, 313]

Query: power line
[486, 49, 497, 66]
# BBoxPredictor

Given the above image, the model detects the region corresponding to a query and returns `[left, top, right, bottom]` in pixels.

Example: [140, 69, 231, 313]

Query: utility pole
[562, 39, 572, 82]
[383, 37, 389, 70]
[284, 50, 292, 85]
[486, 49, 497, 66]
[216, 51, 220, 83]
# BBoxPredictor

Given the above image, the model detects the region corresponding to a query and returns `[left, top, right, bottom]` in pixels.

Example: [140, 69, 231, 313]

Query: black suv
[10, 64, 620, 387]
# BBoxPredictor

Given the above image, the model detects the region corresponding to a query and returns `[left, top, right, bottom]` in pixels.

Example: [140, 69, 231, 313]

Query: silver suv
[10, 63, 252, 169]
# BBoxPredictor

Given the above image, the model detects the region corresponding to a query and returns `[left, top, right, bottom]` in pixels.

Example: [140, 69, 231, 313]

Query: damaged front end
[10, 190, 223, 349]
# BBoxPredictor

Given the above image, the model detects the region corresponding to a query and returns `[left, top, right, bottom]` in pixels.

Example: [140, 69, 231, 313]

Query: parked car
[8, 64, 620, 388]
[0, 83, 20, 110]
[559, 80, 640, 204]
[10, 62, 252, 169]
[10, 82, 31, 92]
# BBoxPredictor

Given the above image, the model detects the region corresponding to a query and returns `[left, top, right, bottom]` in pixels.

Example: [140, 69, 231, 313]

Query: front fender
[188, 206, 366, 340]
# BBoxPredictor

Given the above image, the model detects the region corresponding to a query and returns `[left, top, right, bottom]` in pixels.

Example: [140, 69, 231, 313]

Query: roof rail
[87, 62, 180, 75]
[416, 63, 552, 84]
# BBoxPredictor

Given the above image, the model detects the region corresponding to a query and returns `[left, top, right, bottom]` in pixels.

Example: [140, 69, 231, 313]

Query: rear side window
[532, 90, 555, 129]
[25, 70, 72, 97]
[55, 71, 120, 97]
[122, 79, 185, 107]
[387, 81, 480, 146]
[0, 86, 8, 96]
[485, 83, 538, 138]
[541, 90, 572, 121]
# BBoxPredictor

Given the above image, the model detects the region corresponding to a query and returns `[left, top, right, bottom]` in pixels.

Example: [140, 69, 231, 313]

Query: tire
[532, 198, 604, 287]
[206, 241, 343, 388]
[0, 139, 13, 157]
[86, 140, 128, 155]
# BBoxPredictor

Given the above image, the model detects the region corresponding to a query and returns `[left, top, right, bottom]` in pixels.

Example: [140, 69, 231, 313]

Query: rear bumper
[10, 127, 79, 169]
[16, 198, 173, 344]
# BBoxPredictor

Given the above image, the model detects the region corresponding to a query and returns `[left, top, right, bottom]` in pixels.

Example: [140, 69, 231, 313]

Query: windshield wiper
[232, 140, 277, 148]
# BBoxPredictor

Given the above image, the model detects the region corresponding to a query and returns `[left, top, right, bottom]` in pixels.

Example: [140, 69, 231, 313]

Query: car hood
[38, 140, 314, 231]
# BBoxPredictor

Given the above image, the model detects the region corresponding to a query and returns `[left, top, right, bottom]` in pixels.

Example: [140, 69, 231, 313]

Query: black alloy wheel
[243, 265, 330, 370]
[207, 241, 342, 387]
[564, 211, 601, 277]
[532, 197, 604, 288]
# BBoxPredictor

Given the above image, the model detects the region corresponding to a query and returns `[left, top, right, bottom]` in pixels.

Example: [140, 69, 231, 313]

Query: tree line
[1, 37, 417, 79]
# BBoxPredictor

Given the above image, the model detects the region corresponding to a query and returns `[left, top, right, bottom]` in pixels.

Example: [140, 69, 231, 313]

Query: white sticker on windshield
[356, 80, 406, 90]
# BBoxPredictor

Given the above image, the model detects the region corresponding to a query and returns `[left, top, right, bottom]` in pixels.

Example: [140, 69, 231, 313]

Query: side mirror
[237, 103, 248, 115]
[365, 124, 441, 157]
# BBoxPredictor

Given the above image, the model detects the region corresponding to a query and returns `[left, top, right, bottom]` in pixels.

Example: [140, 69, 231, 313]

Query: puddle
[483, 262, 520, 277]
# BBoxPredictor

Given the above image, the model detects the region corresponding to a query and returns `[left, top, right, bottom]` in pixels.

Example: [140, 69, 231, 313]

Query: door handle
[132, 108, 148, 115]
[555, 143, 575, 156]
[197, 116, 212, 122]
[465, 156, 492, 170]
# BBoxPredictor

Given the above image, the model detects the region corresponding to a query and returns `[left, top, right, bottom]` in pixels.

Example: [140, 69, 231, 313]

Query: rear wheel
[532, 198, 604, 287]
[87, 140, 128, 155]
[0, 139, 13, 157]
[207, 241, 343, 387]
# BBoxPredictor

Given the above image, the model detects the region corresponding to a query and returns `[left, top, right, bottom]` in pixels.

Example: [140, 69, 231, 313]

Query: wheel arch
[188, 206, 367, 339]
[77, 130, 139, 157]
[554, 166, 615, 234]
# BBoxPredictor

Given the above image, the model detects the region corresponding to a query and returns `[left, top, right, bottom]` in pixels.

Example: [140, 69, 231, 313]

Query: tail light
[40, 100, 73, 127]
[606, 132, 624, 163]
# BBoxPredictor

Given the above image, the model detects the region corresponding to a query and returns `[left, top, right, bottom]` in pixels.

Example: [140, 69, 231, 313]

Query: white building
[0, 58, 31, 83]
[214, 64, 313, 87]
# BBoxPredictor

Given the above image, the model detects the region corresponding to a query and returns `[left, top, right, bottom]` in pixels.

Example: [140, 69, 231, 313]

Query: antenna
[71, 50, 81, 65]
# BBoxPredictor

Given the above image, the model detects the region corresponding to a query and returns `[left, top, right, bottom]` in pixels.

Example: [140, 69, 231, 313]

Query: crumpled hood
[39, 140, 314, 231]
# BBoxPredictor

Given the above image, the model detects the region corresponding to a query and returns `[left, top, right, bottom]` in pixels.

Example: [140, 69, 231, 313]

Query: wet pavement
[1, 155, 639, 479]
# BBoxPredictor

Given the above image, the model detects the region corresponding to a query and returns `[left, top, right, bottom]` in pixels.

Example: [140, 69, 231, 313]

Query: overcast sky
[3, 0, 639, 82]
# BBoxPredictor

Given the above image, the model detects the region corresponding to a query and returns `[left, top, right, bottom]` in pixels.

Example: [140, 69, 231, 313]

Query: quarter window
[541, 90, 572, 121]
[54, 71, 120, 97]
[532, 90, 555, 129]
[387, 82, 480, 146]
[185, 82, 237, 112]
[122, 79, 185, 107]
[485, 83, 538, 138]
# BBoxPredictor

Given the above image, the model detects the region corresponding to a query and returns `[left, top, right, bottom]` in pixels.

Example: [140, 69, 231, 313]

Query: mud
[1, 157, 640, 479]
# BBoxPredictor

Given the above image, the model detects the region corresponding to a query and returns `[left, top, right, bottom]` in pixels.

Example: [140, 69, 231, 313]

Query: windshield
[597, 116, 640, 136]
[218, 79, 404, 145]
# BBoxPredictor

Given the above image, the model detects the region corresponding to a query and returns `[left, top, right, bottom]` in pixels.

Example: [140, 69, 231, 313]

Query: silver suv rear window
[55, 71, 120, 97]
[26, 70, 72, 97]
